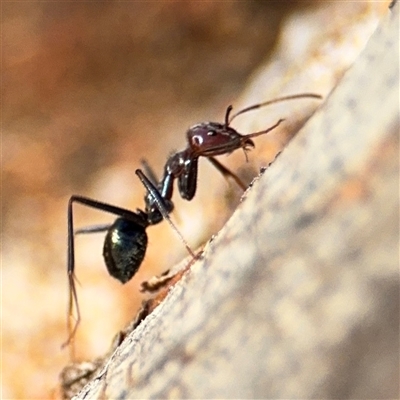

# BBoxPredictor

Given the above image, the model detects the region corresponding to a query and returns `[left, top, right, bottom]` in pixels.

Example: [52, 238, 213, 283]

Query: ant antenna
[135, 169, 196, 259]
[228, 93, 323, 125]
[239, 118, 285, 162]
[224, 105, 233, 128]
[244, 118, 285, 140]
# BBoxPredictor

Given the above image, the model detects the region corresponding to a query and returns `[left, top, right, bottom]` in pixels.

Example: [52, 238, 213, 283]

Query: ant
[64, 92, 322, 354]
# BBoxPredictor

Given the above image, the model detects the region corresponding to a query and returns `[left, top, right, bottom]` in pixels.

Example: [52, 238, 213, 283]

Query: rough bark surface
[74, 4, 399, 399]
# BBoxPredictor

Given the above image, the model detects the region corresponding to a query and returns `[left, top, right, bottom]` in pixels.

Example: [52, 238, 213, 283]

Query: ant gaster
[64, 93, 322, 353]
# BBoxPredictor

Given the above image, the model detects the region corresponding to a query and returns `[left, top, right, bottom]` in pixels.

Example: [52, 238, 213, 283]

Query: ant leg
[63, 195, 149, 354]
[65, 269, 79, 360]
[75, 223, 112, 235]
[207, 157, 247, 191]
[63, 196, 79, 357]
[135, 169, 196, 259]
[140, 159, 159, 186]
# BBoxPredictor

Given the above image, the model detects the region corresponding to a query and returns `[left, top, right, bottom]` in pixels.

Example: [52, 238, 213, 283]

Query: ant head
[187, 122, 254, 157]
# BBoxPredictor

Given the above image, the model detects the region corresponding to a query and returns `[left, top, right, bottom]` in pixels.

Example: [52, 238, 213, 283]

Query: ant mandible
[64, 92, 322, 352]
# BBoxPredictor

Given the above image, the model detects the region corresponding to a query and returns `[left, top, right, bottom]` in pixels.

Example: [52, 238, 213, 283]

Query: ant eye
[192, 135, 203, 146]
[207, 130, 216, 136]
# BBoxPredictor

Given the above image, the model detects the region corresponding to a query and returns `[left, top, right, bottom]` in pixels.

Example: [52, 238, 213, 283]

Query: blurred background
[2, 1, 389, 398]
